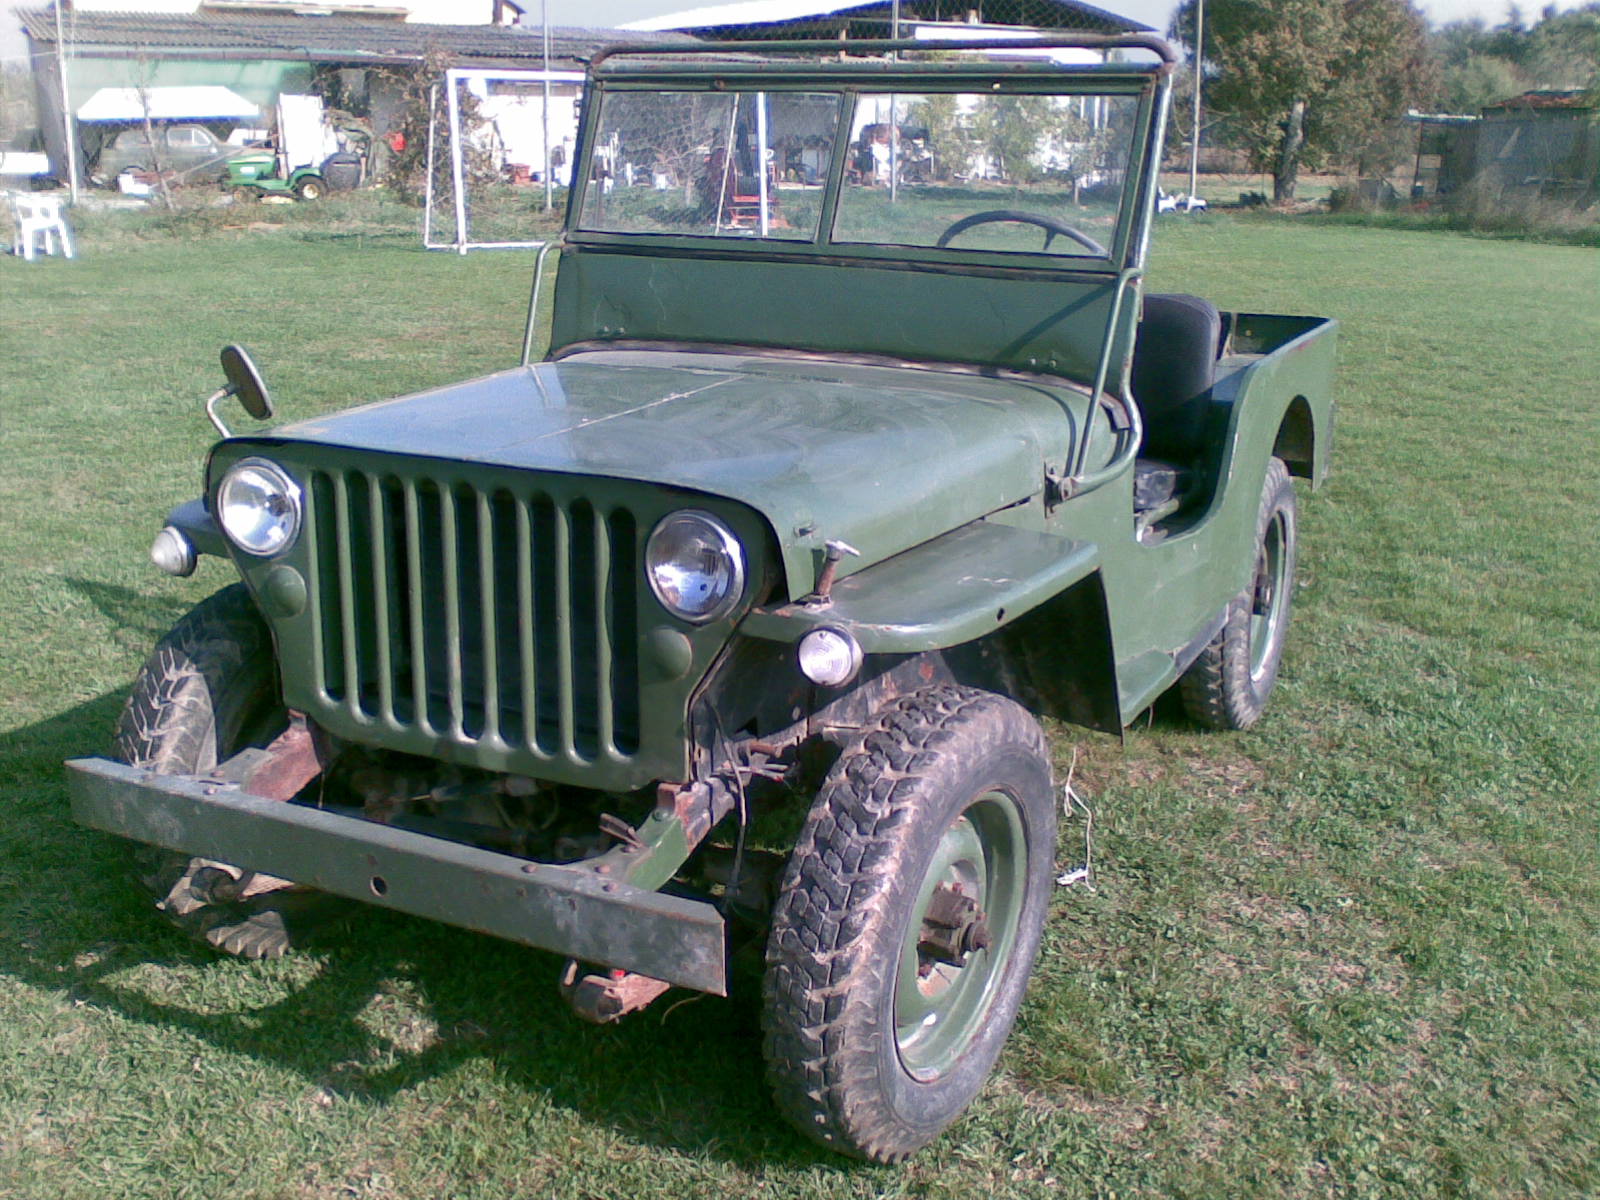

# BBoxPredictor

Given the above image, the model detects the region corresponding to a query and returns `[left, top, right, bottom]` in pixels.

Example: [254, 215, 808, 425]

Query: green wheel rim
[893, 789, 1028, 1081]
[1249, 507, 1289, 681]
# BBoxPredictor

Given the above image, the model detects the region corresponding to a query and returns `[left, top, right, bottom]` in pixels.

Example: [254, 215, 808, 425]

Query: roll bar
[590, 34, 1178, 70]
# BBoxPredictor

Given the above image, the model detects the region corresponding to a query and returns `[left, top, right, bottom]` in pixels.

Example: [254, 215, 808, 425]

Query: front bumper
[65, 757, 728, 994]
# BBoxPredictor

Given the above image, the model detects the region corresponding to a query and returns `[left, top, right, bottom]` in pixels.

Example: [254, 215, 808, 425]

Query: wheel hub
[1253, 551, 1275, 614]
[917, 882, 992, 968]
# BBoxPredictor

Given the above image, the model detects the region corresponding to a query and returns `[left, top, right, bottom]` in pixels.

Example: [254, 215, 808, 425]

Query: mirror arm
[204, 387, 234, 439]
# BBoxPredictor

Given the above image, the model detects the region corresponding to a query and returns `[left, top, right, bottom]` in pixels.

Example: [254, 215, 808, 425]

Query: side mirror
[220, 343, 273, 421]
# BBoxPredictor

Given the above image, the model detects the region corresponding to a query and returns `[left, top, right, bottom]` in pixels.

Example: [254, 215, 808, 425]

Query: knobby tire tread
[761, 684, 1048, 1162]
[112, 584, 327, 959]
[1179, 457, 1295, 731]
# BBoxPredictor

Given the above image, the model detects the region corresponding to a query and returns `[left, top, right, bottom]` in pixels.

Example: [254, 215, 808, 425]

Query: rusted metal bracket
[559, 960, 673, 1023]
[211, 716, 322, 801]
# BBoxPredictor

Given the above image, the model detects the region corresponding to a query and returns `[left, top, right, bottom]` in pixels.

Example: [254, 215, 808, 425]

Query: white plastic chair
[9, 193, 74, 260]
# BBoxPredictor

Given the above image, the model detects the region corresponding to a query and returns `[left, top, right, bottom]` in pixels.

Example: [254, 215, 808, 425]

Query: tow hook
[559, 959, 672, 1023]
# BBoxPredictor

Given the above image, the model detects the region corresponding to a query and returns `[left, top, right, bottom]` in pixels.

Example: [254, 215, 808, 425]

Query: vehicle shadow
[0, 693, 853, 1172]
[63, 574, 204, 650]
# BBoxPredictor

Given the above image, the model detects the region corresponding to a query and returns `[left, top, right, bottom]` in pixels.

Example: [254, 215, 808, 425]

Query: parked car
[93, 123, 248, 185]
[68, 33, 1336, 1164]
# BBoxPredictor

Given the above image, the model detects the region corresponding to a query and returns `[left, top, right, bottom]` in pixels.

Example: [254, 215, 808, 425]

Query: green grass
[1, 206, 1597, 1199]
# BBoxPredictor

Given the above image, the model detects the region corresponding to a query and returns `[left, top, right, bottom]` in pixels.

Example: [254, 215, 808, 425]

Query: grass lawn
[0, 207, 1596, 1199]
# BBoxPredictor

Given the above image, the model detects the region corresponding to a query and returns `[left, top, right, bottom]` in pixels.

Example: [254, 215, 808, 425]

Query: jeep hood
[265, 349, 1078, 597]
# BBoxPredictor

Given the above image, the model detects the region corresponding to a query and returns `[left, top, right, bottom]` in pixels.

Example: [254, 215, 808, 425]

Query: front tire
[1180, 456, 1298, 729]
[113, 584, 332, 958]
[762, 685, 1056, 1162]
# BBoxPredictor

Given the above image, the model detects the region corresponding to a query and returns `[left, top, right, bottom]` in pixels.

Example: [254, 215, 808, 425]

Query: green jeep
[67, 35, 1335, 1162]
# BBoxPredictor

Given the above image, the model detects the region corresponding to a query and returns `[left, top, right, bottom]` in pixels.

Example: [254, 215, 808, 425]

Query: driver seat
[1129, 293, 1222, 522]
[1131, 292, 1222, 460]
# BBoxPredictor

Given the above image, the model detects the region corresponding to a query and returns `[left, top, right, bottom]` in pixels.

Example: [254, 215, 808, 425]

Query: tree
[1172, 0, 1434, 203]
[1442, 53, 1525, 111]
[905, 93, 976, 181]
[1429, 4, 1598, 114]
[1521, 3, 1600, 88]
[969, 94, 1087, 184]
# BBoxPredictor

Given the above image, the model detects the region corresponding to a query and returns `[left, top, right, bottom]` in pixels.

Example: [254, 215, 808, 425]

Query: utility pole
[1187, 0, 1204, 204]
[542, 0, 553, 212]
[55, 0, 80, 203]
[888, 0, 900, 203]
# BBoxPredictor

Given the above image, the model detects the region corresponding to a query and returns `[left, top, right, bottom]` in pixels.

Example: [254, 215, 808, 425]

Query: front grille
[302, 468, 641, 762]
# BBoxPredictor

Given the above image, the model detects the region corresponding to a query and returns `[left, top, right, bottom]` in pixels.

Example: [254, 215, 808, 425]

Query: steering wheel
[934, 209, 1107, 256]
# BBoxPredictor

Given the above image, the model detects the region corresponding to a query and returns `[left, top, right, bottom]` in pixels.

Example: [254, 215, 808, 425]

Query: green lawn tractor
[224, 150, 328, 201]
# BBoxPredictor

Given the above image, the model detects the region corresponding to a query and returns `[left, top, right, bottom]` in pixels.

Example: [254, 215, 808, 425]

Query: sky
[2, 0, 1590, 70]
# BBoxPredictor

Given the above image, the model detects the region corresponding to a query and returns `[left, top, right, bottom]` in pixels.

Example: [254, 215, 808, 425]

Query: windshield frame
[566, 49, 1172, 276]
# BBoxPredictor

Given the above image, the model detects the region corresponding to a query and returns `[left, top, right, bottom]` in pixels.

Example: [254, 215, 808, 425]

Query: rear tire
[762, 685, 1056, 1162]
[113, 584, 335, 958]
[1179, 456, 1298, 729]
[293, 176, 325, 201]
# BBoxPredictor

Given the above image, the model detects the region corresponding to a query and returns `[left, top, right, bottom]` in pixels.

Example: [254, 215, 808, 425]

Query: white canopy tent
[76, 86, 261, 123]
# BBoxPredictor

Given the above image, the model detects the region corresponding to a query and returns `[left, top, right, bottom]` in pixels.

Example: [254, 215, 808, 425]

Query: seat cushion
[1133, 458, 1191, 513]
[1131, 293, 1222, 460]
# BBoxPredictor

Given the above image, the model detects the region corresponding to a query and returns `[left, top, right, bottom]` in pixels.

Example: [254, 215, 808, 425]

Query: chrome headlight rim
[216, 456, 303, 558]
[645, 508, 747, 625]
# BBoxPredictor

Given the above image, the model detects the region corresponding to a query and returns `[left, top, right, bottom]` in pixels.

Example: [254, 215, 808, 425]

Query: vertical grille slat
[304, 462, 643, 764]
[592, 507, 614, 754]
[552, 502, 576, 756]
[515, 496, 538, 752]
[404, 479, 434, 735]
[367, 474, 394, 725]
[439, 484, 465, 739]
[331, 472, 363, 720]
[608, 509, 642, 755]
[303, 472, 331, 703]
[476, 490, 501, 746]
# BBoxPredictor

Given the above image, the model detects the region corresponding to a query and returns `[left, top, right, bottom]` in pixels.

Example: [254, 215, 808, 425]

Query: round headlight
[798, 626, 863, 688]
[646, 510, 746, 623]
[216, 457, 302, 557]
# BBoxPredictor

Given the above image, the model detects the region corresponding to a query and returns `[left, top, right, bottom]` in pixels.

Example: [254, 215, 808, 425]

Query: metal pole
[756, 92, 770, 236]
[713, 98, 737, 235]
[542, 0, 553, 211]
[888, 0, 900, 203]
[1188, 0, 1204, 203]
[423, 82, 439, 246]
[55, 0, 80, 203]
[446, 69, 469, 254]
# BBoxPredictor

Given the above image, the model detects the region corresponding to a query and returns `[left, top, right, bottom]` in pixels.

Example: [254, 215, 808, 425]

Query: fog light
[797, 627, 862, 688]
[150, 526, 197, 577]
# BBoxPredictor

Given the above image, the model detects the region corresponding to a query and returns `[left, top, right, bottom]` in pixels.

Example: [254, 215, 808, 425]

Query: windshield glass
[833, 91, 1141, 258]
[576, 82, 1146, 261]
[576, 90, 842, 240]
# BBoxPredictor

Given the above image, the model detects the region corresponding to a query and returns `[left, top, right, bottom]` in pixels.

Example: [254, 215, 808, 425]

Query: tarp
[77, 86, 261, 122]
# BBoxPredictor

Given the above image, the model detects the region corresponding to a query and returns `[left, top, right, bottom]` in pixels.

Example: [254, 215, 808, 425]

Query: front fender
[739, 519, 1099, 654]
[166, 496, 228, 559]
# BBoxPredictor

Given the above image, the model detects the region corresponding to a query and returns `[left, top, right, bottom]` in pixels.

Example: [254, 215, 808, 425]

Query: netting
[616, 1, 1155, 44]
[423, 67, 581, 251]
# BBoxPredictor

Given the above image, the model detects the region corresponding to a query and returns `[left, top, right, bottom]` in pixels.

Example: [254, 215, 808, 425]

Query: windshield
[577, 90, 842, 241]
[575, 83, 1146, 261]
